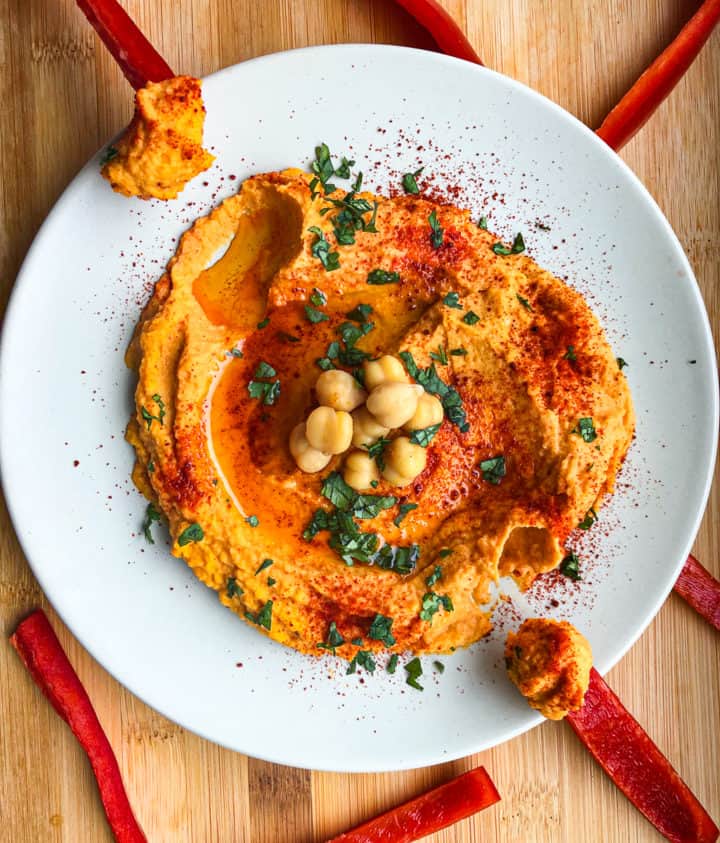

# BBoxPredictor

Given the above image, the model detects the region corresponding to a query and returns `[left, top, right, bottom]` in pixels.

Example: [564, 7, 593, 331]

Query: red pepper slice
[11, 610, 147, 843]
[674, 554, 720, 631]
[76, 0, 174, 90]
[392, 0, 483, 65]
[596, 0, 720, 150]
[568, 668, 719, 843]
[326, 765, 500, 843]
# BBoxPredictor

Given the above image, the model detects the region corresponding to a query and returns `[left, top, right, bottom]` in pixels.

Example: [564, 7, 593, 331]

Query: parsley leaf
[368, 614, 396, 647]
[433, 660, 445, 673]
[321, 472, 359, 511]
[305, 304, 329, 323]
[402, 167, 423, 194]
[430, 345, 448, 365]
[366, 437, 391, 469]
[617, 357, 628, 370]
[247, 363, 281, 406]
[255, 558, 273, 575]
[245, 515, 260, 527]
[226, 577, 243, 598]
[572, 417, 597, 443]
[100, 145, 118, 166]
[409, 424, 441, 447]
[140, 393, 166, 431]
[493, 233, 525, 255]
[142, 502, 162, 544]
[311, 143, 338, 193]
[450, 347, 467, 356]
[394, 502, 418, 526]
[373, 543, 420, 575]
[478, 216, 488, 230]
[560, 551, 581, 581]
[178, 523, 204, 546]
[308, 226, 340, 271]
[428, 210, 443, 248]
[420, 591, 454, 623]
[347, 650, 376, 674]
[310, 287, 327, 307]
[386, 654, 399, 674]
[254, 361, 276, 379]
[257, 317, 270, 329]
[439, 548, 454, 558]
[564, 345, 577, 361]
[346, 303, 373, 323]
[398, 350, 469, 433]
[516, 294, 533, 311]
[405, 657, 424, 690]
[367, 269, 400, 285]
[443, 292, 462, 309]
[480, 455, 506, 485]
[462, 311, 480, 325]
[245, 600, 273, 630]
[317, 621, 345, 654]
[578, 508, 598, 530]
[425, 565, 442, 587]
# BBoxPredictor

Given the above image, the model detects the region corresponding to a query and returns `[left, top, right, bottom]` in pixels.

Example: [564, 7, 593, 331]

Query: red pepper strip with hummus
[326, 766, 500, 843]
[567, 668, 719, 843]
[11, 609, 147, 843]
[596, 0, 720, 150]
[392, 0, 483, 65]
[674, 554, 720, 631]
[76, 0, 174, 89]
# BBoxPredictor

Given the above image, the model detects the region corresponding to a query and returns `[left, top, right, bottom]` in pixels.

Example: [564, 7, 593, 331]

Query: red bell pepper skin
[326, 766, 500, 843]
[674, 554, 720, 631]
[76, 0, 174, 90]
[11, 609, 147, 843]
[568, 668, 719, 843]
[596, 0, 720, 150]
[392, 0, 483, 65]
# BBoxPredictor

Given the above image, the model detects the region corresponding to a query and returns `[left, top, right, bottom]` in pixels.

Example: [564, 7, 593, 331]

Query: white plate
[1, 45, 717, 772]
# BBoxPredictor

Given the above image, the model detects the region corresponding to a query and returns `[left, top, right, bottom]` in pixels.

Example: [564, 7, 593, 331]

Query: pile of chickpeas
[289, 354, 444, 490]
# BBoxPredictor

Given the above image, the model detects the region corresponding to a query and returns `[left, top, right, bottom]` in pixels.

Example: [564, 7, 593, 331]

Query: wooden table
[1, 2, 718, 840]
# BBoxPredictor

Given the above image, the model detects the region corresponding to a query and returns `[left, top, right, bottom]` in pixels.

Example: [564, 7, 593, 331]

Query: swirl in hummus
[125, 162, 634, 660]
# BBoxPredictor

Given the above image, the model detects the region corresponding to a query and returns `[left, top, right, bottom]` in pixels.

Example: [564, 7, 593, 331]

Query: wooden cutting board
[1, 1, 718, 840]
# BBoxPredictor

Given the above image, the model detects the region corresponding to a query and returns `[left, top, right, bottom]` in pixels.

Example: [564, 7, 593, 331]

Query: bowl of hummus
[1, 45, 716, 771]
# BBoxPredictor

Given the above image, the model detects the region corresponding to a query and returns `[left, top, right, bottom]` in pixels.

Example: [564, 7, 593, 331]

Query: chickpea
[305, 406, 353, 455]
[366, 382, 424, 429]
[315, 369, 367, 412]
[289, 422, 331, 473]
[382, 436, 427, 486]
[343, 450, 380, 491]
[351, 406, 391, 448]
[363, 355, 409, 391]
[404, 392, 444, 431]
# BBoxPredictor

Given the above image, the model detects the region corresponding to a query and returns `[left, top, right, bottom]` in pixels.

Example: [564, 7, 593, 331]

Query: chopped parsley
[317, 621, 345, 654]
[402, 167, 423, 194]
[346, 303, 373, 323]
[140, 393, 166, 431]
[373, 543, 420, 575]
[409, 424, 441, 447]
[147, 459, 155, 473]
[142, 502, 162, 544]
[433, 661, 445, 673]
[443, 292, 462, 309]
[405, 657, 424, 690]
[450, 347, 468, 356]
[310, 143, 354, 194]
[257, 317, 270, 329]
[480, 455, 506, 485]
[572, 417, 597, 443]
[516, 294, 533, 311]
[564, 345, 577, 362]
[425, 565, 442, 587]
[430, 345, 448, 365]
[368, 614, 396, 647]
[278, 332, 300, 344]
[617, 357, 628, 370]
[310, 287, 327, 307]
[248, 362, 281, 406]
[227, 347, 244, 358]
[420, 591, 454, 623]
[226, 577, 243, 598]
[305, 304, 329, 323]
[578, 508, 598, 530]
[428, 210, 444, 248]
[308, 226, 340, 271]
[386, 653, 399, 674]
[439, 548, 454, 558]
[367, 268, 400, 285]
[100, 146, 118, 166]
[245, 515, 260, 527]
[478, 216, 488, 230]
[366, 437, 391, 469]
[245, 600, 273, 630]
[347, 650, 376, 674]
[255, 558, 273, 575]
[178, 522, 204, 546]
[398, 350, 469, 433]
[492, 233, 525, 255]
[267, 577, 276, 586]
[351, 637, 364, 646]
[393, 502, 418, 526]
[560, 551, 581, 581]
[462, 310, 480, 325]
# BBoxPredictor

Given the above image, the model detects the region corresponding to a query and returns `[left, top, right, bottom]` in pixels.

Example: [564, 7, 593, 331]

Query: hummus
[102, 76, 214, 200]
[126, 166, 634, 659]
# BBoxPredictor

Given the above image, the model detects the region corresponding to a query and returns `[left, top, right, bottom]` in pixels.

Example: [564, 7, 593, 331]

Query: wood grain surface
[1, 2, 718, 841]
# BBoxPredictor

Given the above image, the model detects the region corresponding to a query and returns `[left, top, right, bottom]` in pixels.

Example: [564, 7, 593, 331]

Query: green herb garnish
[257, 317, 270, 329]
[308, 226, 340, 271]
[450, 347, 467, 356]
[578, 508, 598, 530]
[310, 287, 327, 307]
[317, 621, 345, 654]
[368, 614, 396, 647]
[347, 650, 376, 674]
[247, 362, 281, 406]
[398, 350, 469, 433]
[142, 502, 162, 544]
[430, 346, 448, 366]
[245, 515, 259, 527]
[478, 216, 488, 230]
[387, 654, 399, 674]
[439, 548, 453, 558]
[346, 303, 373, 323]
[492, 233, 525, 255]
[402, 167, 423, 194]
[480, 455, 506, 485]
[462, 311, 480, 325]
[443, 292, 462, 309]
[428, 210, 443, 248]
[245, 600, 273, 630]
[255, 558, 273, 575]
[560, 551, 581, 581]
[516, 294, 533, 311]
[617, 357, 628, 370]
[572, 417, 597, 443]
[405, 657, 424, 690]
[140, 393, 166, 431]
[367, 269, 400, 285]
[433, 660, 445, 673]
[178, 523, 204, 546]
[564, 345, 577, 361]
[409, 424, 441, 447]
[226, 577, 243, 598]
[425, 565, 442, 587]
[394, 502, 418, 526]
[305, 304, 329, 323]
[420, 591, 454, 623]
